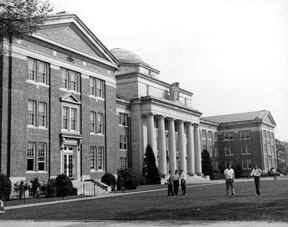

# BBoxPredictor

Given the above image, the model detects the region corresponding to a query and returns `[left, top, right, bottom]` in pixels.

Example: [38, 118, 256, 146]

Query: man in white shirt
[224, 164, 235, 196]
[179, 170, 187, 196]
[250, 164, 262, 196]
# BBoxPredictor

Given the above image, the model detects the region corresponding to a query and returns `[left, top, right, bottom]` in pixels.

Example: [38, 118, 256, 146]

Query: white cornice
[10, 43, 116, 88]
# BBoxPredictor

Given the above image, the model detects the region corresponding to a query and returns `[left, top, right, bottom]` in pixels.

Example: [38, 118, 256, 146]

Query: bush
[45, 179, 56, 197]
[101, 173, 116, 191]
[118, 168, 139, 190]
[0, 174, 12, 201]
[55, 174, 73, 198]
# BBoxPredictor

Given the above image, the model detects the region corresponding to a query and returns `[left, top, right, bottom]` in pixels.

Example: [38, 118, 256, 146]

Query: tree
[276, 139, 288, 170]
[0, 174, 11, 200]
[142, 145, 160, 184]
[55, 174, 73, 198]
[0, 0, 52, 176]
[201, 149, 213, 177]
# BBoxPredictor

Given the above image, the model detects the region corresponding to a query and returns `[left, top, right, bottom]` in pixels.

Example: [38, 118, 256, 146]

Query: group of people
[224, 164, 263, 196]
[167, 169, 187, 196]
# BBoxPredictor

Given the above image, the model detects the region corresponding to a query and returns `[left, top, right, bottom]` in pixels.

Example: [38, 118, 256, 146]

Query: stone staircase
[72, 180, 110, 196]
[185, 175, 211, 184]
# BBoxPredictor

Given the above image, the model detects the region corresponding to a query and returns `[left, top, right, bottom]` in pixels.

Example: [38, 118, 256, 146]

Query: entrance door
[63, 146, 75, 179]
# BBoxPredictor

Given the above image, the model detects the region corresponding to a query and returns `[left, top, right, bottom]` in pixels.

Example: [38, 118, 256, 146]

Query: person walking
[179, 170, 187, 196]
[167, 170, 174, 196]
[250, 164, 262, 196]
[272, 167, 277, 180]
[224, 164, 235, 196]
[172, 170, 179, 195]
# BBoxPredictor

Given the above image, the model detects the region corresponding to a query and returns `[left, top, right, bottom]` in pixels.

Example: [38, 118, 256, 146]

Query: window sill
[59, 88, 80, 95]
[26, 80, 49, 88]
[89, 95, 105, 101]
[90, 170, 105, 173]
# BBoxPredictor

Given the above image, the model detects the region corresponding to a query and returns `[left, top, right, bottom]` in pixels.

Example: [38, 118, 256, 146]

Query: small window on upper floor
[90, 77, 105, 99]
[61, 68, 80, 93]
[28, 58, 50, 85]
[119, 113, 128, 127]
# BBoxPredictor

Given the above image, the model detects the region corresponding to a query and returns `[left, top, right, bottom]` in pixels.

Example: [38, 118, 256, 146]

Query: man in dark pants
[172, 170, 179, 195]
[250, 164, 262, 196]
[179, 170, 187, 196]
[167, 170, 174, 196]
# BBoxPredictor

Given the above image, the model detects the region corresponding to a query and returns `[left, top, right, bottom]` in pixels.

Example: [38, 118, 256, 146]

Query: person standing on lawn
[224, 164, 235, 196]
[167, 170, 174, 196]
[172, 170, 180, 195]
[179, 170, 187, 196]
[250, 164, 262, 196]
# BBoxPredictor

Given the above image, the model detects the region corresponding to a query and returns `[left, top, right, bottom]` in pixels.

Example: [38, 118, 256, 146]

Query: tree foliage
[142, 145, 160, 184]
[0, 0, 53, 39]
[201, 149, 213, 177]
[276, 139, 288, 170]
[0, 174, 12, 200]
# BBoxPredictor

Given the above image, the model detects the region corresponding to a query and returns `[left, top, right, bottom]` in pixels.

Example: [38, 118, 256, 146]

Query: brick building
[201, 110, 277, 174]
[0, 12, 277, 192]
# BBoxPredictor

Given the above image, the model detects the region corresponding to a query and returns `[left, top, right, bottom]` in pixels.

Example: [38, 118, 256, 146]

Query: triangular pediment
[34, 13, 119, 68]
[61, 93, 81, 104]
[262, 112, 276, 127]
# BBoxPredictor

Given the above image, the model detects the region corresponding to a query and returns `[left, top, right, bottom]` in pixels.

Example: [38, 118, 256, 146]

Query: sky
[48, 0, 288, 141]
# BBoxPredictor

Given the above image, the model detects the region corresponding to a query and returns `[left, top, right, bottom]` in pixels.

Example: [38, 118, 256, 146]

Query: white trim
[33, 33, 117, 69]
[11, 44, 116, 88]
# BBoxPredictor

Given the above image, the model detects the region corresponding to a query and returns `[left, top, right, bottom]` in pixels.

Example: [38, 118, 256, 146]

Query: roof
[110, 48, 151, 67]
[202, 110, 275, 125]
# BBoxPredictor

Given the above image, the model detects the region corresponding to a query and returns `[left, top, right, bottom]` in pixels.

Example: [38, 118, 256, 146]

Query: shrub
[101, 173, 116, 191]
[45, 179, 56, 197]
[118, 168, 139, 190]
[55, 174, 73, 198]
[0, 174, 12, 201]
[143, 145, 161, 184]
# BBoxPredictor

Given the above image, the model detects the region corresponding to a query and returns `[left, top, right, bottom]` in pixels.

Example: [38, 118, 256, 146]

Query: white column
[168, 118, 176, 172]
[186, 122, 195, 175]
[178, 120, 186, 172]
[147, 114, 157, 163]
[194, 124, 202, 175]
[157, 116, 167, 175]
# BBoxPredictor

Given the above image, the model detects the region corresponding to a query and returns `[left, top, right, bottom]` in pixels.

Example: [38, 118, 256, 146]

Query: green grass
[1, 179, 288, 222]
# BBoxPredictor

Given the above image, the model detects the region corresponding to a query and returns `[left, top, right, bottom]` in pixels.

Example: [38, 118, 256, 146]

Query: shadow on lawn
[115, 198, 288, 222]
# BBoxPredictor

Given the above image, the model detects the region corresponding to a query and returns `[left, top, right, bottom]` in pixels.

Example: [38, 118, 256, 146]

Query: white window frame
[61, 104, 80, 132]
[61, 68, 80, 93]
[28, 100, 37, 127]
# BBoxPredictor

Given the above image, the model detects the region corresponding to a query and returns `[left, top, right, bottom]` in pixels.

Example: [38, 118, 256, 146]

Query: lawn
[1, 179, 288, 222]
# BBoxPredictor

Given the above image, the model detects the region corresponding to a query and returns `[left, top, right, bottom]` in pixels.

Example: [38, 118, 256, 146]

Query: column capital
[155, 114, 164, 120]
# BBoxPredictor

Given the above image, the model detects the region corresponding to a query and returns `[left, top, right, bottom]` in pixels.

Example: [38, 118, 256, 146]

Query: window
[90, 146, 105, 171]
[240, 130, 251, 139]
[224, 146, 234, 156]
[97, 113, 104, 134]
[62, 105, 79, 132]
[120, 135, 128, 150]
[263, 130, 267, 141]
[225, 160, 234, 168]
[38, 143, 46, 171]
[120, 157, 128, 169]
[38, 102, 47, 128]
[214, 132, 218, 141]
[28, 100, 36, 126]
[70, 108, 77, 131]
[62, 106, 69, 130]
[202, 130, 207, 140]
[119, 113, 128, 126]
[90, 146, 96, 170]
[90, 112, 96, 133]
[97, 147, 104, 170]
[242, 159, 252, 170]
[241, 145, 251, 155]
[61, 68, 80, 92]
[90, 77, 105, 98]
[224, 132, 234, 140]
[208, 131, 212, 140]
[28, 58, 49, 85]
[27, 142, 36, 171]
[214, 160, 219, 170]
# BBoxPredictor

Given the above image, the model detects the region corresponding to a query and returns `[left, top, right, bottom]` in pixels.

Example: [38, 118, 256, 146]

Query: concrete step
[72, 181, 108, 196]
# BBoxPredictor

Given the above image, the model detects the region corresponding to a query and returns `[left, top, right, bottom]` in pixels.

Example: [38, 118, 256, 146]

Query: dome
[110, 48, 151, 67]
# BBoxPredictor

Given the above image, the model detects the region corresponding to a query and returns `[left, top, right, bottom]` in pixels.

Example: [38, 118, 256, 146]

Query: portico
[130, 96, 202, 176]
